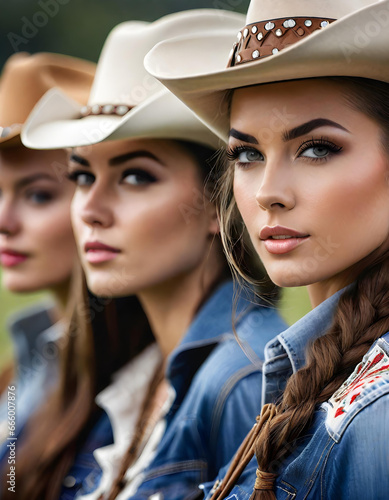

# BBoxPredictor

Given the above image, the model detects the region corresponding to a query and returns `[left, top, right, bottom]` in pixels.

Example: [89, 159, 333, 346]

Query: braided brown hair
[212, 77, 389, 499]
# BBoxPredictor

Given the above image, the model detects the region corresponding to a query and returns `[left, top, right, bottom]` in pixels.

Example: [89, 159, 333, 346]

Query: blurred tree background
[0, 0, 312, 370]
[0, 0, 250, 68]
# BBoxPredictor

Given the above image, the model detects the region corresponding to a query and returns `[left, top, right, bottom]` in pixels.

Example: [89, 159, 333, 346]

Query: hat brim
[21, 87, 223, 150]
[145, 0, 389, 141]
[0, 126, 23, 149]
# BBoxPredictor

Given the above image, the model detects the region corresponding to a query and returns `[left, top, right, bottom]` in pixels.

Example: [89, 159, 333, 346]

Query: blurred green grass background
[0, 269, 311, 371]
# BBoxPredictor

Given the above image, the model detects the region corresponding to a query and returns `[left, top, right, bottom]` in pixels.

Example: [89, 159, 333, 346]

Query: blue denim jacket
[0, 301, 60, 464]
[127, 281, 287, 500]
[64, 281, 286, 500]
[203, 289, 389, 500]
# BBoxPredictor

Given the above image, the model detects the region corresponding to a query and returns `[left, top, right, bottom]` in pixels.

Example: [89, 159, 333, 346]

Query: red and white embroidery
[327, 344, 389, 425]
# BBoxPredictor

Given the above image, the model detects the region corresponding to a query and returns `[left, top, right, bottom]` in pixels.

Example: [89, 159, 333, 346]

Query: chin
[2, 278, 42, 294]
[267, 266, 315, 288]
[85, 275, 131, 298]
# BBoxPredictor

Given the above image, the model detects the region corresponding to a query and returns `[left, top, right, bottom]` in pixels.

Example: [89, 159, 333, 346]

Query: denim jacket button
[63, 475, 77, 488]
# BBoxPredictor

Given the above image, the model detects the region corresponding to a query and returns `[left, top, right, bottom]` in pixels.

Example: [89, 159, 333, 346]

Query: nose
[0, 198, 21, 237]
[255, 160, 295, 212]
[76, 183, 114, 229]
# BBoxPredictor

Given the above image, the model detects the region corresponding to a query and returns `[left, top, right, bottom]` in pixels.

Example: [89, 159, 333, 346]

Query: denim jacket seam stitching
[141, 459, 208, 482]
[277, 480, 297, 497]
[304, 434, 333, 489]
[320, 440, 336, 500]
[209, 365, 262, 451]
[300, 437, 333, 499]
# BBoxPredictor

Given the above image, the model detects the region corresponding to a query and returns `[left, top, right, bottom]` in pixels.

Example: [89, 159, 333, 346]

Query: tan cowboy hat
[21, 9, 245, 151]
[144, 0, 389, 142]
[0, 52, 95, 148]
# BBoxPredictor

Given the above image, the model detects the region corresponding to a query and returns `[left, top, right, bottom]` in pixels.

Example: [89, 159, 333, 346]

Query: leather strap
[228, 17, 336, 67]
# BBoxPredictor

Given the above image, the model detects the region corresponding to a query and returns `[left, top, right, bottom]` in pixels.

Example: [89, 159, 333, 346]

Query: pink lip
[0, 250, 29, 268]
[259, 225, 310, 255]
[84, 241, 120, 264]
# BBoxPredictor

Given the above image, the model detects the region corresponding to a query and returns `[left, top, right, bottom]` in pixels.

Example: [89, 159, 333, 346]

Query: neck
[49, 278, 71, 322]
[307, 268, 357, 308]
[138, 244, 225, 359]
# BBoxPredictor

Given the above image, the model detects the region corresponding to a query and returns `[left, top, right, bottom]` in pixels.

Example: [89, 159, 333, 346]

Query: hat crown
[246, 0, 378, 23]
[0, 52, 95, 130]
[88, 10, 246, 108]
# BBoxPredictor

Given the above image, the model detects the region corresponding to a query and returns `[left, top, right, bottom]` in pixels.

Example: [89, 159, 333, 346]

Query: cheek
[124, 191, 208, 247]
[120, 182, 212, 273]
[312, 157, 389, 240]
[233, 171, 261, 232]
[32, 203, 76, 264]
[70, 193, 87, 248]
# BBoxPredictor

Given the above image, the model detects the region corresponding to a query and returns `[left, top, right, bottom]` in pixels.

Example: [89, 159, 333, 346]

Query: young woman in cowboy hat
[16, 10, 287, 500]
[0, 52, 154, 500]
[145, 0, 389, 498]
[0, 52, 95, 462]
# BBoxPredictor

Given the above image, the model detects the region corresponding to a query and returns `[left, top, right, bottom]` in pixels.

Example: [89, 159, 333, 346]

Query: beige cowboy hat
[0, 52, 95, 148]
[21, 9, 245, 151]
[144, 0, 389, 142]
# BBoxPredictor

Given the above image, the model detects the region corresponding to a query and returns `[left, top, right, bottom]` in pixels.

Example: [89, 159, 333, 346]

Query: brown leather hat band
[228, 16, 336, 67]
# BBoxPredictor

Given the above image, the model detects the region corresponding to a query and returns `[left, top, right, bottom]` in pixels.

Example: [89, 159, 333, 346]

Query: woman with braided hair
[18, 10, 287, 500]
[145, 0, 389, 498]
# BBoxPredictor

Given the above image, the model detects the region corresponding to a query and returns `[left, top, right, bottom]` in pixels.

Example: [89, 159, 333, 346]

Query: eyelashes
[296, 137, 343, 158]
[226, 136, 343, 166]
[226, 145, 256, 162]
[67, 170, 95, 186]
[66, 168, 158, 187]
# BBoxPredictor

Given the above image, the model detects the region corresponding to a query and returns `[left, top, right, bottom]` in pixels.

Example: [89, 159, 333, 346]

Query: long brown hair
[102, 139, 278, 500]
[212, 77, 389, 499]
[0, 140, 226, 500]
[0, 262, 154, 500]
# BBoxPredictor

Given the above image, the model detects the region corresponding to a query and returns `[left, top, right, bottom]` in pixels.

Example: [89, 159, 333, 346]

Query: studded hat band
[228, 16, 336, 67]
[79, 103, 133, 118]
[0, 124, 22, 139]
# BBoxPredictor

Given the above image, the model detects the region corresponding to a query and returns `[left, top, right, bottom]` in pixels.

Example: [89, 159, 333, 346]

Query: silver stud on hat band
[230, 16, 336, 67]
[80, 104, 132, 118]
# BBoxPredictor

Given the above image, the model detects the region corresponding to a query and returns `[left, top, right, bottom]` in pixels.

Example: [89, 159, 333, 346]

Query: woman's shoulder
[6, 299, 56, 335]
[321, 335, 389, 498]
[324, 332, 389, 442]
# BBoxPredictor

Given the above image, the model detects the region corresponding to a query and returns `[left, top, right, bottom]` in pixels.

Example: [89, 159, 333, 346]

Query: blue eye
[298, 139, 342, 161]
[67, 171, 94, 186]
[226, 146, 264, 164]
[122, 169, 157, 186]
[300, 146, 330, 159]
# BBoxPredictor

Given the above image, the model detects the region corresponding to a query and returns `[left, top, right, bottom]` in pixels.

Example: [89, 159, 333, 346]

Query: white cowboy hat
[144, 0, 389, 142]
[21, 9, 245, 151]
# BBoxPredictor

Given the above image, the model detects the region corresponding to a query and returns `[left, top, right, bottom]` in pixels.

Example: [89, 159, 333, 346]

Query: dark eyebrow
[108, 150, 165, 167]
[16, 174, 57, 189]
[69, 150, 165, 168]
[69, 154, 89, 167]
[228, 128, 259, 144]
[283, 119, 349, 142]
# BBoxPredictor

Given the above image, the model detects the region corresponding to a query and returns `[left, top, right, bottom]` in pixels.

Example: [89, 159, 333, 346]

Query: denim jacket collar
[262, 287, 347, 405]
[7, 300, 62, 378]
[267, 288, 346, 371]
[166, 280, 254, 402]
